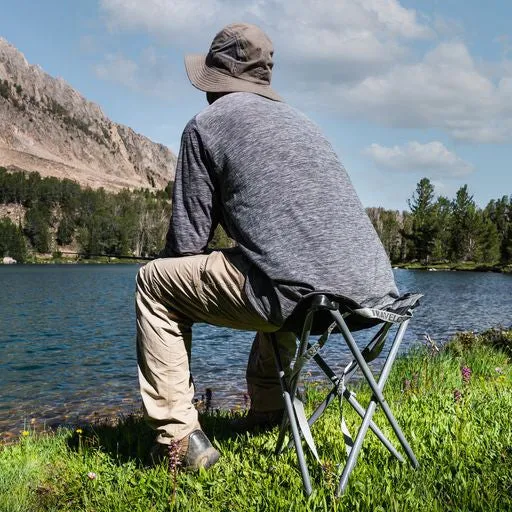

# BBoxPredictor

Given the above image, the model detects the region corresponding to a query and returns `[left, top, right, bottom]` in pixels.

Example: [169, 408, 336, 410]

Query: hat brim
[184, 54, 282, 102]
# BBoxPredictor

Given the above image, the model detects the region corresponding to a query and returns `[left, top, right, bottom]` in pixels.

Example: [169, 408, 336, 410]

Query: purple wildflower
[167, 440, 181, 505]
[168, 440, 182, 472]
[87, 472, 97, 480]
[403, 378, 411, 392]
[453, 389, 462, 403]
[495, 367, 503, 374]
[461, 366, 472, 385]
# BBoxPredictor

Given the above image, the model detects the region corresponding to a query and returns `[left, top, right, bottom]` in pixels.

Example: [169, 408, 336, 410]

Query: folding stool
[270, 291, 422, 496]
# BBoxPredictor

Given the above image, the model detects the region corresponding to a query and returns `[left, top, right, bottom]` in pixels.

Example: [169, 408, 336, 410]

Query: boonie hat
[185, 23, 281, 102]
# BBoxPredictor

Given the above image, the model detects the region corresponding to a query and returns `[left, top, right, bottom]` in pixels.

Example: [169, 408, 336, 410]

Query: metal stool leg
[311, 351, 405, 462]
[331, 311, 419, 495]
[338, 398, 378, 494]
[270, 333, 313, 496]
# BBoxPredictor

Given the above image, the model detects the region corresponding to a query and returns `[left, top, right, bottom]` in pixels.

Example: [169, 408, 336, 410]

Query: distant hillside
[0, 37, 176, 191]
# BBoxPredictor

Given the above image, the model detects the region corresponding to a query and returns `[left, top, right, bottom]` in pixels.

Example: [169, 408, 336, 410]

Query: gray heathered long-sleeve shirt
[164, 92, 398, 325]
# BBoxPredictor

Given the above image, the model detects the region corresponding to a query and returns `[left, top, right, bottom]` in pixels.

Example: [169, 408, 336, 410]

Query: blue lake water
[1, 264, 511, 439]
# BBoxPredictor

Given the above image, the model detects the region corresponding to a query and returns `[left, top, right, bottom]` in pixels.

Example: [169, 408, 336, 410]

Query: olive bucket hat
[184, 23, 282, 101]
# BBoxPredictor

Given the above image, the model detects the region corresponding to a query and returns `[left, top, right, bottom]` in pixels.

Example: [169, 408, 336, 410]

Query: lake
[1, 264, 511, 440]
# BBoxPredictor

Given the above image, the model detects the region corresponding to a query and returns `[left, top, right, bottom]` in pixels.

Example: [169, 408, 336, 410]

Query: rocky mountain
[0, 37, 176, 191]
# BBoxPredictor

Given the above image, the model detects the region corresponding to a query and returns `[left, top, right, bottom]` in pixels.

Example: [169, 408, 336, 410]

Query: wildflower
[423, 334, 440, 355]
[402, 378, 411, 392]
[87, 472, 97, 480]
[495, 367, 504, 374]
[461, 366, 472, 385]
[453, 389, 462, 403]
[168, 440, 182, 472]
[21, 430, 29, 437]
[76, 428, 83, 435]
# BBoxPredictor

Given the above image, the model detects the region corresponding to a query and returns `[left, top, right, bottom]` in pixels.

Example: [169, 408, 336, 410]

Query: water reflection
[1, 265, 510, 438]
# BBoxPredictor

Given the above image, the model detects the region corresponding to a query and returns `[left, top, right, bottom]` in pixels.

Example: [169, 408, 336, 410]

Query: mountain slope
[0, 37, 176, 190]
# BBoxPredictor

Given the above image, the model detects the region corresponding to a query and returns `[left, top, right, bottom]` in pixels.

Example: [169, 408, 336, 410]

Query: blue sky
[1, 0, 511, 210]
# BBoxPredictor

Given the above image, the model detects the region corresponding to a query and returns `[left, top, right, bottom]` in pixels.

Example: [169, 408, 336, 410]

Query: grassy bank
[395, 261, 512, 273]
[1, 329, 511, 511]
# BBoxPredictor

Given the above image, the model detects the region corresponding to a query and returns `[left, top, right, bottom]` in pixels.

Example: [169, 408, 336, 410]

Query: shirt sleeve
[162, 118, 219, 257]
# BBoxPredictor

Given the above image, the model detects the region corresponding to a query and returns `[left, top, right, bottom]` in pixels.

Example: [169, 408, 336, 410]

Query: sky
[1, 0, 511, 210]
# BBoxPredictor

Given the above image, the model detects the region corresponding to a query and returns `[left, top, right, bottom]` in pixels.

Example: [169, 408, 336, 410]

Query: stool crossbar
[270, 292, 422, 496]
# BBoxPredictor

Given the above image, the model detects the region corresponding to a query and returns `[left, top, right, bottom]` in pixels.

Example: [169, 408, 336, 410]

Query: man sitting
[135, 22, 398, 470]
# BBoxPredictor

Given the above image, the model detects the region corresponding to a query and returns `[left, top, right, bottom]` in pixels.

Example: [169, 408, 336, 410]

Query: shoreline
[2, 326, 510, 445]
[2, 256, 149, 265]
[4, 257, 512, 272]
[393, 262, 512, 274]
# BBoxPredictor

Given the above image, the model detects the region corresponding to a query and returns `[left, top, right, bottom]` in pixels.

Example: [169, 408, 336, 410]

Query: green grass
[1, 329, 511, 511]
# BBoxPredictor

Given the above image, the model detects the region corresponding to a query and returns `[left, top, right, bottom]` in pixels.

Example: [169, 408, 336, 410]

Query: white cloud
[94, 49, 175, 99]
[100, 0, 220, 39]
[327, 42, 512, 143]
[100, 0, 433, 41]
[95, 54, 138, 88]
[432, 15, 464, 39]
[99, 0, 433, 81]
[365, 141, 474, 177]
[97, 0, 512, 143]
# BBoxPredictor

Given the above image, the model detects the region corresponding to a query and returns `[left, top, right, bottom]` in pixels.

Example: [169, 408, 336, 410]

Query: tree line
[0, 169, 510, 267]
[0, 167, 173, 262]
[367, 178, 511, 266]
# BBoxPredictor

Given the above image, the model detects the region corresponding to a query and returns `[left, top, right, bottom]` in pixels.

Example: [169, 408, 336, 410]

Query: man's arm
[162, 119, 219, 257]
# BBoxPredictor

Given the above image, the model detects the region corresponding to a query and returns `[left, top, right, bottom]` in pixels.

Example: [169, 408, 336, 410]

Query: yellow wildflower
[21, 430, 29, 437]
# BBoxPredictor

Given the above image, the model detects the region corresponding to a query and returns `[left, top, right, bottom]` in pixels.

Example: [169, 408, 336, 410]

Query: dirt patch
[0, 202, 25, 225]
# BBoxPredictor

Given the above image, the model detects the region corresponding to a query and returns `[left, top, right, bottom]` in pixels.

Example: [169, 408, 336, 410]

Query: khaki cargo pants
[136, 251, 296, 444]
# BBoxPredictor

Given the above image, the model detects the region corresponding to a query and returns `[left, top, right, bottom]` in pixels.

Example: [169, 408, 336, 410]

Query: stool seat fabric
[280, 291, 422, 334]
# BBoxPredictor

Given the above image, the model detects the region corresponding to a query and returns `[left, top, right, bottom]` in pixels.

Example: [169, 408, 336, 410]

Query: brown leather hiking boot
[231, 408, 284, 433]
[151, 429, 220, 471]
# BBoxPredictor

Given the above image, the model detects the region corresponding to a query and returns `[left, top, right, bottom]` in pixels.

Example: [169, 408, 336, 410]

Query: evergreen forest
[367, 177, 511, 268]
[0, 168, 511, 269]
[0, 167, 173, 262]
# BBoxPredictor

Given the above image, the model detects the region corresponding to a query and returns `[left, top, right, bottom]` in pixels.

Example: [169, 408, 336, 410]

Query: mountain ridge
[0, 37, 176, 191]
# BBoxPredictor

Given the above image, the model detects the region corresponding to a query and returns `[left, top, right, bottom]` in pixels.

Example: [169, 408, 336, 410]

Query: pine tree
[406, 178, 439, 263]
[485, 196, 511, 263]
[24, 205, 51, 253]
[449, 185, 480, 262]
[431, 196, 452, 262]
[56, 213, 75, 245]
[0, 218, 27, 262]
[475, 212, 501, 264]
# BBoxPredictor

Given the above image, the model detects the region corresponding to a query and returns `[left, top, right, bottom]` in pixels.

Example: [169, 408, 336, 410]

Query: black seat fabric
[280, 292, 384, 335]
